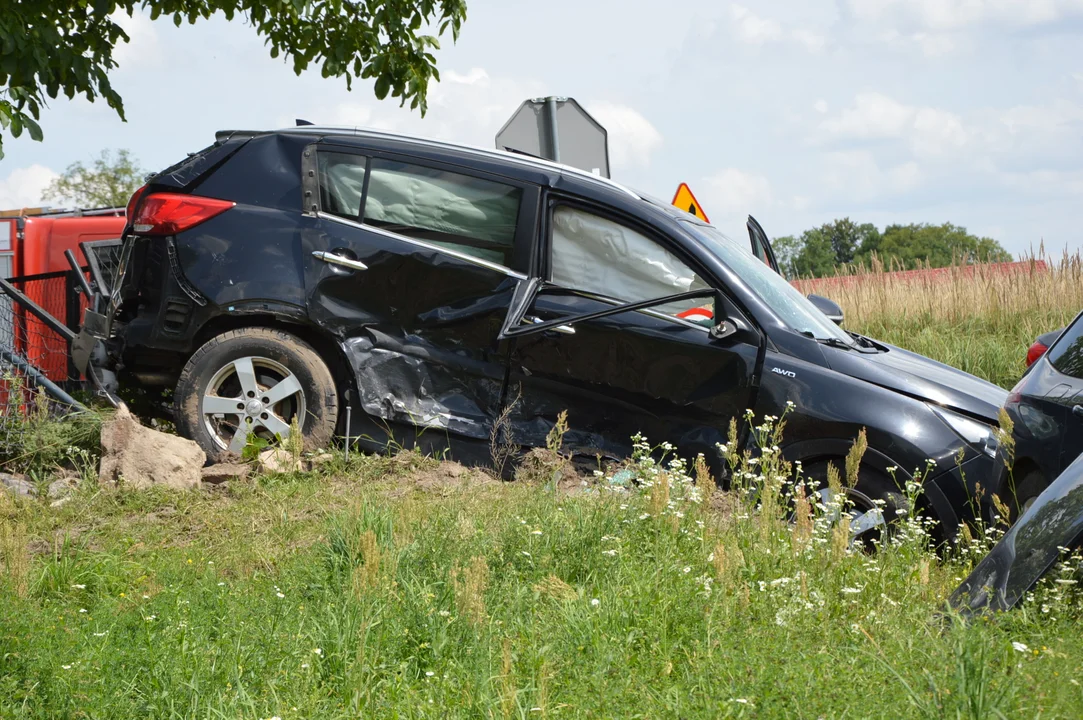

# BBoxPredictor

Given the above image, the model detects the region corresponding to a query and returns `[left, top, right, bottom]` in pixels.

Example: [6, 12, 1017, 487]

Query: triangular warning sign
[671, 183, 709, 223]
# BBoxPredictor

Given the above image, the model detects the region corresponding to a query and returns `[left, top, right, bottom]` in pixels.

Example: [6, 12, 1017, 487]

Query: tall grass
[810, 252, 1083, 388]
[3, 421, 1083, 718]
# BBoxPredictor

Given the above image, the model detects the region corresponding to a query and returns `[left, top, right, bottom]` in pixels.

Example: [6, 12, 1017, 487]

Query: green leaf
[374, 73, 390, 100]
[23, 116, 42, 142]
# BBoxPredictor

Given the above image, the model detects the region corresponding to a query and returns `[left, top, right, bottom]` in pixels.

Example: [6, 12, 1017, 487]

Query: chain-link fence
[0, 241, 123, 440]
[0, 270, 87, 440]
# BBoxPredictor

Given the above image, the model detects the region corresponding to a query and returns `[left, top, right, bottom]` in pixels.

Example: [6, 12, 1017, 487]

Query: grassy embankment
[3, 257, 1083, 718]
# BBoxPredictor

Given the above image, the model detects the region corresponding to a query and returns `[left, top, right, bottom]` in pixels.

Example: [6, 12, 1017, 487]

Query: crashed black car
[952, 449, 1083, 614]
[95, 126, 1006, 539]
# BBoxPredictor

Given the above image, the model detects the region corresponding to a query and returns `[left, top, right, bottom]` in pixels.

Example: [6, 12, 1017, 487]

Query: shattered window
[318, 152, 367, 219]
[363, 159, 522, 268]
[550, 206, 713, 322]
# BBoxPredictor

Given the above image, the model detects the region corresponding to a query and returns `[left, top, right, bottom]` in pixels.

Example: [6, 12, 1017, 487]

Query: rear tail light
[126, 184, 148, 219]
[131, 193, 235, 236]
[1025, 341, 1048, 368]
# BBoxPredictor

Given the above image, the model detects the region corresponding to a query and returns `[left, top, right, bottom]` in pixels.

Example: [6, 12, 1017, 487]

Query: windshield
[680, 220, 852, 342]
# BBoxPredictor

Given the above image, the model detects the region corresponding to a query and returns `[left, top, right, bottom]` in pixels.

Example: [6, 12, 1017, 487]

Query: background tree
[860, 223, 1012, 269]
[775, 218, 1012, 278]
[0, 0, 467, 157]
[779, 218, 881, 278]
[44, 149, 144, 208]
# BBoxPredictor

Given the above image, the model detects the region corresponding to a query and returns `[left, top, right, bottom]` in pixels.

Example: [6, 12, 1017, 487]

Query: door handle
[312, 250, 368, 272]
[524, 315, 575, 335]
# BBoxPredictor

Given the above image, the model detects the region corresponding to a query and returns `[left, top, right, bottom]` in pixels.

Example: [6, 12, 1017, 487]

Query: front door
[301, 146, 539, 453]
[501, 201, 763, 470]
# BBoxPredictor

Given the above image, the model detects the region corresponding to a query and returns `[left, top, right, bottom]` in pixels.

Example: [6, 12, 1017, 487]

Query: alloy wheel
[201, 356, 306, 454]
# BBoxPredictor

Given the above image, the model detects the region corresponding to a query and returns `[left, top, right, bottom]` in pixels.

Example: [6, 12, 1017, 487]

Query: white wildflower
[1012, 642, 1029, 653]
[590, 598, 600, 607]
[313, 648, 323, 656]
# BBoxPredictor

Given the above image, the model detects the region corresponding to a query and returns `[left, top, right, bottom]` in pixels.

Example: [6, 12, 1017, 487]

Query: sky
[3, 0, 1083, 258]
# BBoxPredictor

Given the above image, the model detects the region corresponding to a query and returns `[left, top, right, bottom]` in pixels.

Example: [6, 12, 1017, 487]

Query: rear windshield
[1047, 312, 1083, 379]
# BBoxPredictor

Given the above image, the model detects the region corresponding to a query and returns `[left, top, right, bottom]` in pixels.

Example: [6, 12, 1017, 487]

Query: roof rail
[270, 124, 641, 200]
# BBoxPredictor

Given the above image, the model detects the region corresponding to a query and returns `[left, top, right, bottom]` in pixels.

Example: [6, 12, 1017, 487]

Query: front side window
[549, 206, 713, 321]
[363, 159, 522, 267]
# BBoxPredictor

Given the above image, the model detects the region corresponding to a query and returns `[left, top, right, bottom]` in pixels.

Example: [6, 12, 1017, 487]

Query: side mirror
[807, 294, 844, 325]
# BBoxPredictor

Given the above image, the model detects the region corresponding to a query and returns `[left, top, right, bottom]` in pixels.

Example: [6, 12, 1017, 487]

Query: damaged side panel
[304, 214, 520, 440]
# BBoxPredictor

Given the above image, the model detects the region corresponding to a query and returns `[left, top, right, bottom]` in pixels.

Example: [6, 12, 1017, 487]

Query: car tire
[800, 460, 909, 550]
[174, 327, 339, 463]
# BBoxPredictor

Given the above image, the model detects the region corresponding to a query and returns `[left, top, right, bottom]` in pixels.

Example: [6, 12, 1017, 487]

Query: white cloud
[820, 92, 969, 157]
[728, 4, 827, 51]
[730, 4, 782, 44]
[845, 0, 1083, 31]
[813, 99, 829, 114]
[702, 168, 774, 216]
[0, 165, 60, 211]
[295, 67, 542, 151]
[111, 10, 161, 66]
[998, 168, 1083, 195]
[820, 151, 922, 201]
[587, 103, 663, 170]
[879, 29, 957, 57]
[792, 29, 828, 52]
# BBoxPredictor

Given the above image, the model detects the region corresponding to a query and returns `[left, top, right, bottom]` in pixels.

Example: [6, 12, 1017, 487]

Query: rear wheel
[175, 328, 339, 463]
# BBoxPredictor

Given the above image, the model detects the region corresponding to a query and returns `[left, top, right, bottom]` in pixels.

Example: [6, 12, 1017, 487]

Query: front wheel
[174, 328, 339, 463]
[800, 461, 908, 550]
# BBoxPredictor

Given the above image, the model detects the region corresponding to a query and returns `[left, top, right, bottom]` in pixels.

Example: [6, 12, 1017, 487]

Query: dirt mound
[404, 461, 497, 492]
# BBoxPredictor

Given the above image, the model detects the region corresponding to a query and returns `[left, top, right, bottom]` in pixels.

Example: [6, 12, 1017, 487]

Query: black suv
[102, 126, 1006, 539]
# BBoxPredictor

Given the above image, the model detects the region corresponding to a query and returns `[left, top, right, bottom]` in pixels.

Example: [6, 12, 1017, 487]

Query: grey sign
[495, 97, 610, 179]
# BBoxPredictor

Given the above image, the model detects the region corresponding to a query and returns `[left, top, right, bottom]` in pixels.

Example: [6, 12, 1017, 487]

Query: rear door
[301, 145, 540, 445]
[500, 199, 763, 468]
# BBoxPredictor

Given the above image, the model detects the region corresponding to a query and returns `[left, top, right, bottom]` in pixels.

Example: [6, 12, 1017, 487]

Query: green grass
[3, 441, 1083, 719]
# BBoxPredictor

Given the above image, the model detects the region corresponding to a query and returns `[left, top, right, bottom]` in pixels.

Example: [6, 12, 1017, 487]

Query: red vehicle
[0, 207, 125, 382]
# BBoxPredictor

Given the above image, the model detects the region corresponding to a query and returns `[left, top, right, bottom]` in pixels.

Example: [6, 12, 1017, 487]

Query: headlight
[930, 405, 999, 458]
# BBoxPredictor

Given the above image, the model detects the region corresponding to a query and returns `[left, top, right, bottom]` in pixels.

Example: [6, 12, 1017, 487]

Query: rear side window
[319, 152, 367, 219]
[363, 159, 522, 267]
[1048, 316, 1083, 379]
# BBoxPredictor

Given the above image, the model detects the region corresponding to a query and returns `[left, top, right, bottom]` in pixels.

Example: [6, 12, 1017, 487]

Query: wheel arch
[192, 310, 356, 434]
[782, 437, 957, 540]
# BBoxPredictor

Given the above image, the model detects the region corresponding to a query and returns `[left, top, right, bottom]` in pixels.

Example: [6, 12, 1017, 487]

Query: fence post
[65, 270, 82, 381]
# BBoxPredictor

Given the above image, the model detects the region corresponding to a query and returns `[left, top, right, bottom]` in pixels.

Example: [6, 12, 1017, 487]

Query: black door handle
[1072, 404, 1083, 419]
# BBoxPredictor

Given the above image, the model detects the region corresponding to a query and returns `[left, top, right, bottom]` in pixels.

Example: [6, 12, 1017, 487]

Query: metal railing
[0, 240, 123, 438]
